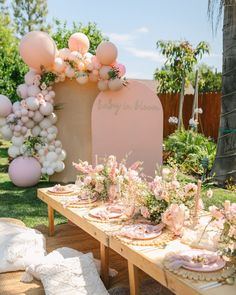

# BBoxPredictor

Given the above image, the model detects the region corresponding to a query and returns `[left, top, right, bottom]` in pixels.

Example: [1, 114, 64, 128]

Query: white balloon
[40, 130, 48, 137]
[38, 148, 45, 156]
[41, 167, 47, 174]
[12, 136, 24, 147]
[65, 66, 75, 78]
[1, 125, 13, 140]
[28, 110, 34, 118]
[46, 167, 54, 176]
[12, 101, 21, 112]
[21, 116, 29, 123]
[39, 118, 52, 129]
[24, 70, 37, 85]
[47, 133, 56, 141]
[48, 113, 57, 124]
[54, 140, 62, 147]
[0, 118, 6, 127]
[59, 150, 66, 161]
[14, 125, 21, 132]
[48, 91, 55, 98]
[26, 96, 40, 111]
[24, 119, 35, 129]
[76, 75, 88, 85]
[58, 48, 71, 59]
[39, 102, 53, 116]
[48, 145, 55, 151]
[43, 160, 50, 168]
[21, 108, 28, 116]
[47, 126, 58, 134]
[15, 110, 22, 118]
[21, 126, 28, 135]
[42, 90, 48, 96]
[55, 147, 62, 155]
[33, 111, 44, 123]
[51, 162, 57, 169]
[27, 85, 41, 97]
[8, 146, 20, 158]
[17, 84, 28, 99]
[55, 161, 65, 172]
[31, 125, 41, 137]
[46, 151, 58, 162]
[0, 95, 12, 117]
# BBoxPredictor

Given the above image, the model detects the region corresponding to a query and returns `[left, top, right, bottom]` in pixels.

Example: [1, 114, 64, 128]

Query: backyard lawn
[0, 139, 235, 228]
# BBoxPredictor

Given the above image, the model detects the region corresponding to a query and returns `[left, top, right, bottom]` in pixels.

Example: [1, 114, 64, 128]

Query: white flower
[189, 118, 198, 128]
[168, 116, 178, 125]
[194, 108, 203, 114]
[207, 188, 213, 199]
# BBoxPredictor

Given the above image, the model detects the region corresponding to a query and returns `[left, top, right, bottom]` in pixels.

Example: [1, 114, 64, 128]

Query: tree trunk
[211, 0, 236, 185]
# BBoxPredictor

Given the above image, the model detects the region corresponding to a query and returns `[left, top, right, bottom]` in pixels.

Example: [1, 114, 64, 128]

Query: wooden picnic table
[37, 188, 236, 295]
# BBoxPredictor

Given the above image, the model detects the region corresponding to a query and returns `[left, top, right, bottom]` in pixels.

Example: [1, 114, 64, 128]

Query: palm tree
[209, 0, 236, 185]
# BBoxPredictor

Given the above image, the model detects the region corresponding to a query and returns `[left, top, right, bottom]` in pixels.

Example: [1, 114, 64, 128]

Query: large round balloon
[19, 31, 57, 71]
[0, 95, 12, 117]
[8, 156, 42, 187]
[96, 41, 118, 65]
[68, 33, 90, 54]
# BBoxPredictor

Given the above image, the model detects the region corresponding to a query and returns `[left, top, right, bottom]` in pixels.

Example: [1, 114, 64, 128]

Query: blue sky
[47, 0, 222, 79]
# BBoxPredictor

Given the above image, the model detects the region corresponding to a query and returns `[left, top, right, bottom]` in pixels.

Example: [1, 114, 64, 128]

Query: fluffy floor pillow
[0, 221, 46, 273]
[34, 254, 109, 295]
[22, 247, 117, 282]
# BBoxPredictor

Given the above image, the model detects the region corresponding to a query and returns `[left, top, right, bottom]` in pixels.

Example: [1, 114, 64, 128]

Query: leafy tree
[11, 0, 50, 37]
[0, 0, 9, 16]
[208, 0, 236, 185]
[154, 40, 210, 93]
[52, 20, 107, 55]
[188, 64, 222, 93]
[0, 12, 27, 102]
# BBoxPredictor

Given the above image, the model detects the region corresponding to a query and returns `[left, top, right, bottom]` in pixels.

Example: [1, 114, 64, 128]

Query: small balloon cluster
[0, 30, 127, 181]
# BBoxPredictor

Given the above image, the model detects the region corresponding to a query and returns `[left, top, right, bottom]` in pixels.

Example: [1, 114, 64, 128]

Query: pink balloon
[19, 31, 57, 71]
[68, 33, 90, 54]
[96, 41, 118, 65]
[8, 156, 41, 187]
[116, 63, 126, 77]
[0, 95, 12, 117]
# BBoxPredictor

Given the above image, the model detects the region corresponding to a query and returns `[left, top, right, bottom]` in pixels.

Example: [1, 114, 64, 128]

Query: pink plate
[89, 206, 123, 219]
[48, 188, 74, 194]
[118, 224, 162, 240]
[180, 250, 226, 272]
[77, 196, 97, 204]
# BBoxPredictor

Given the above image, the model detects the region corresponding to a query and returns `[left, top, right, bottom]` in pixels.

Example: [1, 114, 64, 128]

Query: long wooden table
[37, 188, 236, 295]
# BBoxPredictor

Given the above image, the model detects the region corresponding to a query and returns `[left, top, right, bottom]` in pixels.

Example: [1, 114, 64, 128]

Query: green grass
[0, 139, 235, 228]
[0, 140, 66, 227]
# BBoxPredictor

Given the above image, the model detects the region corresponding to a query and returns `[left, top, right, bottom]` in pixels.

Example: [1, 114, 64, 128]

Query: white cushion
[0, 221, 46, 273]
[36, 254, 109, 295]
[22, 247, 117, 282]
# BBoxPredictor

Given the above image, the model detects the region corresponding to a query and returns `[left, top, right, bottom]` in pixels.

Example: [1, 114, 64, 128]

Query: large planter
[8, 156, 42, 187]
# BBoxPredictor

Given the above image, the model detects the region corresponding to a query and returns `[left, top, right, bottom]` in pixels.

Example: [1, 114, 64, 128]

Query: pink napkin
[166, 252, 219, 270]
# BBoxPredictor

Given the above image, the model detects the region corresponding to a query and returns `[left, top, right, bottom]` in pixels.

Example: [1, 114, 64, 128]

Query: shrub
[164, 129, 216, 176]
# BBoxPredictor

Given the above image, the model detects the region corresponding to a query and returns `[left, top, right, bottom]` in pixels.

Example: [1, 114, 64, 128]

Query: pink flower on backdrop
[129, 161, 142, 171]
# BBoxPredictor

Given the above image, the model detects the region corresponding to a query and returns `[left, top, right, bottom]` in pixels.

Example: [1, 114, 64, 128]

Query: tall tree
[209, 0, 236, 185]
[11, 0, 49, 37]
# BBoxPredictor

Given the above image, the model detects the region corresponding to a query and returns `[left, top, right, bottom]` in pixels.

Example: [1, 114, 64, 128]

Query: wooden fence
[158, 92, 221, 141]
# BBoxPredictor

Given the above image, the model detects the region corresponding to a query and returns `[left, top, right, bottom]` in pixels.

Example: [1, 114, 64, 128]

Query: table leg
[128, 261, 140, 295]
[100, 243, 109, 288]
[48, 205, 55, 236]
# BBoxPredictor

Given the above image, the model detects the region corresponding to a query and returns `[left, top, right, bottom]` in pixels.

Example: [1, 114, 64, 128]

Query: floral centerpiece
[72, 155, 145, 208]
[209, 201, 236, 259]
[139, 168, 202, 235]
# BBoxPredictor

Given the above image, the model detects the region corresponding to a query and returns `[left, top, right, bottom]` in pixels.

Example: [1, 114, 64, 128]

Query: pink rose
[140, 206, 150, 219]
[209, 205, 223, 220]
[162, 204, 187, 236]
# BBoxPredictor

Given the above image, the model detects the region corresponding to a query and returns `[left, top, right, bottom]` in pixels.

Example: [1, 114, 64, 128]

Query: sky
[47, 0, 223, 80]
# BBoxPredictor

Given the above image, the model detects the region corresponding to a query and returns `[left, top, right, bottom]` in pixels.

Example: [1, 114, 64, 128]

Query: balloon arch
[0, 31, 127, 186]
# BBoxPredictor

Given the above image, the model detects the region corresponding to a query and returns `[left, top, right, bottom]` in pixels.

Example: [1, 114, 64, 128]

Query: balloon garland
[0, 31, 127, 186]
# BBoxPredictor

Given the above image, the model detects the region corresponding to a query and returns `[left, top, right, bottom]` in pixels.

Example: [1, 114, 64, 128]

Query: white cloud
[104, 32, 135, 45]
[137, 26, 149, 33]
[125, 47, 165, 63]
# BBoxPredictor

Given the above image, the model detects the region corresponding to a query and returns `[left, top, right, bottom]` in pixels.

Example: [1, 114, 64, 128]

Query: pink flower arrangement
[73, 155, 144, 203]
[209, 200, 236, 257]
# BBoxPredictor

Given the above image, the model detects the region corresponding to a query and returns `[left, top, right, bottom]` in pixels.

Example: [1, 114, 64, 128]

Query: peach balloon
[99, 66, 112, 80]
[8, 156, 42, 187]
[96, 41, 118, 65]
[68, 32, 90, 54]
[19, 31, 57, 71]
